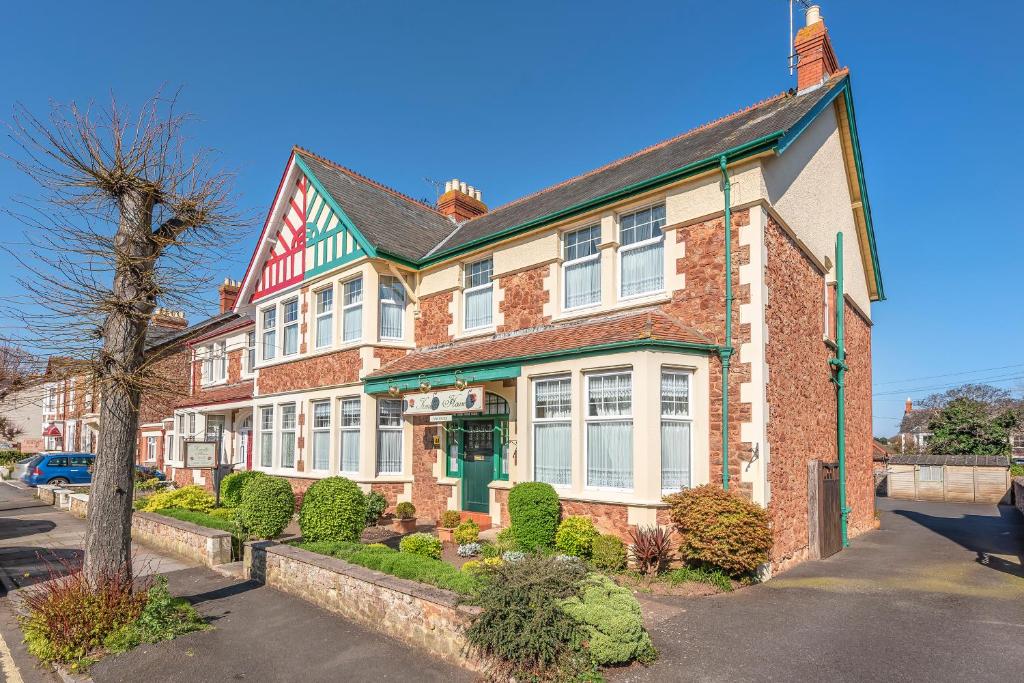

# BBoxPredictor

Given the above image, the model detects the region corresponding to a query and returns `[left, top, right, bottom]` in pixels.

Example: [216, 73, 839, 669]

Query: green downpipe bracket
[719, 155, 733, 491]
[830, 232, 850, 547]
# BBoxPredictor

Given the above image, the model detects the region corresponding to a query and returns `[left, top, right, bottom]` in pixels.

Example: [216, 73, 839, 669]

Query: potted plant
[393, 501, 417, 534]
[437, 509, 462, 543]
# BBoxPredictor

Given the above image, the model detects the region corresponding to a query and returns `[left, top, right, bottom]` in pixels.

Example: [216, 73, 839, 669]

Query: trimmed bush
[454, 519, 480, 545]
[507, 482, 560, 551]
[239, 476, 294, 539]
[140, 486, 214, 514]
[395, 501, 416, 519]
[298, 477, 367, 543]
[664, 484, 773, 576]
[560, 574, 656, 666]
[440, 510, 463, 529]
[555, 516, 599, 558]
[365, 491, 388, 525]
[219, 470, 267, 508]
[399, 532, 442, 560]
[591, 534, 627, 571]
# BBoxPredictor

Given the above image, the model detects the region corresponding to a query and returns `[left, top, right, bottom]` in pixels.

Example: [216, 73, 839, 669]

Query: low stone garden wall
[69, 493, 89, 518]
[1014, 477, 1024, 517]
[245, 541, 481, 671]
[131, 512, 234, 568]
[37, 484, 58, 505]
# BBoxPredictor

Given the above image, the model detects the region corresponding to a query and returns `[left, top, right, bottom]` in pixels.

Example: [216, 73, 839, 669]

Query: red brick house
[158, 10, 883, 572]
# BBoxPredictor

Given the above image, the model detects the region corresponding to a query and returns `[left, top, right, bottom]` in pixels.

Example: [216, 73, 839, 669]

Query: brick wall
[410, 417, 453, 523]
[497, 264, 551, 333]
[416, 292, 454, 346]
[258, 348, 361, 395]
[139, 350, 190, 425]
[370, 482, 406, 512]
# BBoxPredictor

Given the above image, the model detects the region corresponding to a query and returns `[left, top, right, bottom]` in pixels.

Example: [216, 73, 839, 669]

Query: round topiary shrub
[440, 510, 463, 529]
[507, 482, 560, 551]
[298, 477, 367, 543]
[219, 470, 267, 508]
[399, 532, 442, 559]
[555, 516, 599, 558]
[663, 484, 773, 576]
[395, 501, 416, 519]
[591, 534, 627, 571]
[239, 476, 295, 539]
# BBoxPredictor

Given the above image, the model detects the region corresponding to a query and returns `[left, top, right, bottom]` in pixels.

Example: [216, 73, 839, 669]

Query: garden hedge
[219, 470, 267, 508]
[507, 482, 560, 551]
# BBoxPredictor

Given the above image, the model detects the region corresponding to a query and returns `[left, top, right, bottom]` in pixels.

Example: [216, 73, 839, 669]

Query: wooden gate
[807, 460, 843, 560]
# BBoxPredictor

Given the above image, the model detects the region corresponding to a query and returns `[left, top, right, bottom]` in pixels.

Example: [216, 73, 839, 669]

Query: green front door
[461, 420, 493, 513]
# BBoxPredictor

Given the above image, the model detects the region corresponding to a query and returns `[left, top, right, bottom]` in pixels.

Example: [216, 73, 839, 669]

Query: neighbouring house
[897, 397, 1024, 458]
[176, 6, 885, 573]
[886, 453, 1011, 504]
[0, 377, 46, 453]
[39, 357, 100, 453]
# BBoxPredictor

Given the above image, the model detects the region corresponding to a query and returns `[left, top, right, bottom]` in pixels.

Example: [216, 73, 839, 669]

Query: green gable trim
[363, 338, 718, 394]
[294, 155, 378, 260]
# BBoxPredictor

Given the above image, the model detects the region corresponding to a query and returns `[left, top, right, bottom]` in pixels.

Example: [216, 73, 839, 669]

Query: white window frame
[919, 465, 943, 482]
[244, 331, 256, 376]
[342, 277, 363, 343]
[200, 347, 212, 385]
[376, 399, 403, 475]
[311, 400, 331, 471]
[617, 204, 666, 300]
[282, 298, 299, 356]
[259, 406, 274, 468]
[379, 275, 405, 340]
[532, 376, 572, 488]
[280, 403, 296, 469]
[314, 286, 334, 350]
[660, 368, 693, 492]
[584, 370, 634, 491]
[145, 436, 157, 463]
[261, 306, 277, 361]
[562, 225, 602, 311]
[463, 257, 494, 331]
[339, 397, 361, 475]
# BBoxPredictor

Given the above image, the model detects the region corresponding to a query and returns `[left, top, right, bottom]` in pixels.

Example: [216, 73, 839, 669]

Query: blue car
[21, 452, 94, 486]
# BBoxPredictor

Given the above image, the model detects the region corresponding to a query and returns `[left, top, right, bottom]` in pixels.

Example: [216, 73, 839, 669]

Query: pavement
[616, 497, 1024, 682]
[0, 482, 472, 683]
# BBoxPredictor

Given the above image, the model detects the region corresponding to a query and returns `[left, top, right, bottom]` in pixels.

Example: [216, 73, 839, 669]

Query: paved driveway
[619, 498, 1024, 682]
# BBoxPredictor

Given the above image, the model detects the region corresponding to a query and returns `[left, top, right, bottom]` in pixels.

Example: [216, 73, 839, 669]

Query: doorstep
[458, 510, 492, 531]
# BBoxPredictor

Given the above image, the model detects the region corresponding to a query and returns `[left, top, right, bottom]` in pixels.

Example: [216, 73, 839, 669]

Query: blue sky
[2, 1, 1022, 435]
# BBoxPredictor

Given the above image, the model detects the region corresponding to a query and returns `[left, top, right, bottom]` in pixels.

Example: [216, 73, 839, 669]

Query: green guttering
[363, 338, 719, 394]
[830, 232, 850, 547]
[719, 156, 733, 491]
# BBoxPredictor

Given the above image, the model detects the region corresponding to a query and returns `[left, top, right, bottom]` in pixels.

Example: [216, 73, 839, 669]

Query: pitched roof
[888, 453, 1009, 468]
[175, 380, 254, 409]
[144, 311, 240, 352]
[898, 408, 935, 435]
[294, 149, 456, 263]
[366, 309, 713, 379]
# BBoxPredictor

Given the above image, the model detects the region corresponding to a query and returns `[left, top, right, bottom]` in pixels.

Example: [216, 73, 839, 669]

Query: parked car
[135, 465, 166, 482]
[12, 455, 40, 481]
[21, 453, 94, 486]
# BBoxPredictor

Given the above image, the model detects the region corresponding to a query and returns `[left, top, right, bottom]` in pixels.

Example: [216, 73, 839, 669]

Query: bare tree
[2, 93, 243, 584]
[0, 341, 39, 400]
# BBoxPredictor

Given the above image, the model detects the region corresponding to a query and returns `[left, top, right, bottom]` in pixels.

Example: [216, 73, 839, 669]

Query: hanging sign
[184, 440, 219, 469]
[404, 386, 484, 415]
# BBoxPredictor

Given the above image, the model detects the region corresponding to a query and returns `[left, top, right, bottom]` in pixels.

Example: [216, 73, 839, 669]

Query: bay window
[311, 400, 330, 470]
[343, 277, 363, 342]
[315, 287, 333, 349]
[585, 371, 633, 489]
[376, 399, 403, 474]
[282, 298, 299, 355]
[533, 377, 571, 486]
[379, 276, 405, 340]
[259, 407, 274, 467]
[619, 204, 666, 298]
[339, 398, 360, 474]
[563, 225, 601, 309]
[261, 307, 277, 360]
[660, 369, 692, 491]
[463, 257, 493, 330]
[280, 403, 296, 468]
[206, 414, 226, 463]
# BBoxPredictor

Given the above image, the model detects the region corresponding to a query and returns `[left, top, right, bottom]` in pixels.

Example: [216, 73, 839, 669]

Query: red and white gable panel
[253, 176, 308, 301]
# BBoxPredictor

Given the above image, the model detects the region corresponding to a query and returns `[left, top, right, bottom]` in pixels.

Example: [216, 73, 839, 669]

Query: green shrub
[591, 534, 627, 571]
[399, 532, 442, 560]
[365, 491, 388, 525]
[555, 516, 599, 558]
[220, 470, 267, 508]
[664, 484, 773, 576]
[141, 486, 215, 514]
[664, 566, 733, 592]
[395, 501, 416, 519]
[507, 482, 560, 551]
[454, 519, 480, 545]
[440, 510, 463, 529]
[102, 577, 206, 653]
[295, 540, 480, 595]
[207, 507, 238, 521]
[239, 476, 294, 539]
[1011, 463, 1024, 478]
[560, 574, 656, 666]
[0, 450, 24, 467]
[133, 477, 163, 492]
[298, 477, 367, 543]
[466, 553, 591, 680]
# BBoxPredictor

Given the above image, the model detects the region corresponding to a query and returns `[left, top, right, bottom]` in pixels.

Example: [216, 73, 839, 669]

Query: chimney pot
[218, 277, 242, 313]
[436, 178, 488, 221]
[805, 4, 821, 26]
[444, 180, 452, 193]
[905, 397, 913, 414]
[459, 181, 468, 194]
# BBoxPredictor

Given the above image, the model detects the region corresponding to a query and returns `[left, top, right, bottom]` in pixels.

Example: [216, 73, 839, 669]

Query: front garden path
[0, 483, 472, 682]
[615, 497, 1024, 682]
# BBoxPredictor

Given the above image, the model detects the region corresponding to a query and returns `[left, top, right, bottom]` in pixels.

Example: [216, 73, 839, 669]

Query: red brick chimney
[905, 397, 913, 414]
[794, 5, 839, 92]
[151, 307, 188, 330]
[437, 179, 487, 222]
[218, 278, 241, 313]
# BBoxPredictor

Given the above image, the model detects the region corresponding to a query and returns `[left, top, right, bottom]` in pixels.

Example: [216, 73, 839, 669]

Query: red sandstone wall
[844, 306, 875, 538]
[410, 417, 453, 523]
[257, 348, 362, 395]
[415, 292, 454, 347]
[497, 264, 551, 333]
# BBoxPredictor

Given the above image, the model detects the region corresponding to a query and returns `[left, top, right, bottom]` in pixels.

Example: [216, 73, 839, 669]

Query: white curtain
[284, 325, 298, 354]
[534, 423, 571, 485]
[587, 421, 632, 488]
[281, 433, 295, 467]
[380, 302, 403, 338]
[343, 305, 362, 341]
[620, 240, 664, 297]
[565, 259, 600, 308]
[661, 420, 690, 491]
[341, 431, 360, 473]
[316, 314, 332, 348]
[377, 431, 402, 474]
[464, 287, 492, 329]
[312, 432, 330, 470]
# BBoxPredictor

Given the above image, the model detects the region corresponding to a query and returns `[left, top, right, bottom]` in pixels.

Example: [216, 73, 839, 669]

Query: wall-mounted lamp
[454, 371, 467, 391]
[418, 374, 431, 393]
[387, 384, 401, 397]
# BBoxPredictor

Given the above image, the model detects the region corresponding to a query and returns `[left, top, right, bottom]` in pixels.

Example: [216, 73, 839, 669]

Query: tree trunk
[82, 189, 157, 585]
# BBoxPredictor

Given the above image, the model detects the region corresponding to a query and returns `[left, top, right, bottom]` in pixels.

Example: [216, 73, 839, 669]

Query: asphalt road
[618, 497, 1024, 682]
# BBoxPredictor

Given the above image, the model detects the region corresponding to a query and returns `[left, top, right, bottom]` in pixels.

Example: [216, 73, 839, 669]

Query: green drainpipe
[719, 156, 733, 491]
[829, 232, 850, 546]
